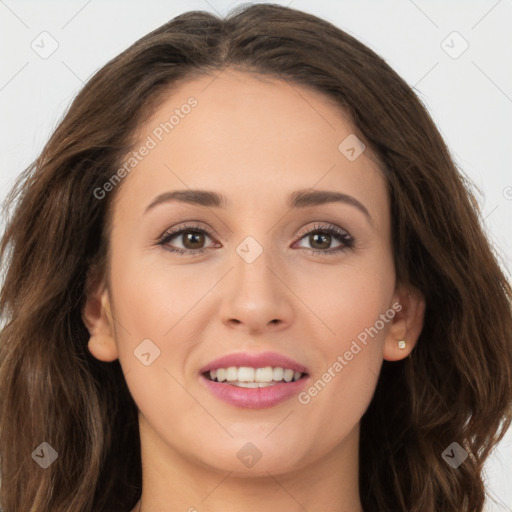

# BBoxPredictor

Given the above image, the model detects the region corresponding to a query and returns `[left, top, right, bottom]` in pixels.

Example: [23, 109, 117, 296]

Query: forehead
[113, 69, 387, 219]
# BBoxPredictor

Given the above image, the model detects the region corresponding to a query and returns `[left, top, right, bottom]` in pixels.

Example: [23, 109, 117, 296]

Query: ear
[383, 283, 425, 361]
[82, 268, 119, 362]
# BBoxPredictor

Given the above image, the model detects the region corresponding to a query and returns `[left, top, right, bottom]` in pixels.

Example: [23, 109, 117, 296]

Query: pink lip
[199, 351, 309, 409]
[199, 351, 307, 374]
[200, 376, 309, 409]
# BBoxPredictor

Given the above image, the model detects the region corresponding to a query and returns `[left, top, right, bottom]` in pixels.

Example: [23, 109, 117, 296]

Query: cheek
[108, 233, 211, 339]
[299, 255, 396, 346]
[109, 257, 204, 432]
[298, 255, 395, 415]
[110, 235, 395, 364]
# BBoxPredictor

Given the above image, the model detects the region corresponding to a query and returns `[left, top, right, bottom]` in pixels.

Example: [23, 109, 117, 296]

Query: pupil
[181, 232, 332, 250]
[184, 232, 203, 249]
[311, 233, 330, 249]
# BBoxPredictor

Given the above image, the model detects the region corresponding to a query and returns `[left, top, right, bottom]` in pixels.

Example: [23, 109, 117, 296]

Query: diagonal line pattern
[282, 78, 336, 130]
[483, 204, 499, 222]
[105, 304, 132, 336]
[163, 163, 231, 234]
[265, 265, 336, 335]
[61, 61, 84, 83]
[266, 164, 337, 235]
[408, 0, 439, 29]
[163, 367, 234, 438]
[413, 61, 439, 89]
[0, 62, 29, 91]
[0, 0, 29, 28]
[203, 0, 223, 18]
[201, 67, 227, 93]
[162, 161, 337, 339]
[472, 61, 512, 105]
[367, 365, 378, 378]
[164, 267, 234, 337]
[265, 410, 294, 438]
[201, 471, 233, 502]
[61, 0, 93, 29]
[96, 288, 132, 337]
[471, 0, 503, 30]
[266, 471, 309, 510]
[485, 488, 512, 512]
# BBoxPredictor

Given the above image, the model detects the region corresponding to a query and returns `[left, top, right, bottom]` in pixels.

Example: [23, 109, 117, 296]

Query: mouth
[202, 366, 307, 387]
[199, 352, 309, 408]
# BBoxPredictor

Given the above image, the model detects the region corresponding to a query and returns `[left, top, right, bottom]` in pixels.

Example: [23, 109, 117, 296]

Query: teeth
[233, 382, 259, 388]
[232, 381, 277, 388]
[273, 367, 284, 380]
[207, 366, 304, 384]
[226, 367, 237, 381]
[238, 367, 255, 382]
[283, 369, 294, 382]
[254, 367, 273, 382]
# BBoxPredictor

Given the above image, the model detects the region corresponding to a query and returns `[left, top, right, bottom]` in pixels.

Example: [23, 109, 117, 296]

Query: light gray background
[1, 0, 511, 509]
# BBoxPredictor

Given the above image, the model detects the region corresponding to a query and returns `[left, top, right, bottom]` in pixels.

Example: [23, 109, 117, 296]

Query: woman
[1, 4, 510, 511]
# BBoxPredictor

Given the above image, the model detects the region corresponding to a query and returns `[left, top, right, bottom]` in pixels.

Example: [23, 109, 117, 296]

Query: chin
[190, 435, 306, 477]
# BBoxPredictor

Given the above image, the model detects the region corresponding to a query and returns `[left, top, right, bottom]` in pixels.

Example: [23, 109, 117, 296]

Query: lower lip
[200, 374, 308, 409]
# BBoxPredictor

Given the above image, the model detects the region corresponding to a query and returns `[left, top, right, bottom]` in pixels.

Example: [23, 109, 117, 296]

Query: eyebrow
[144, 188, 371, 222]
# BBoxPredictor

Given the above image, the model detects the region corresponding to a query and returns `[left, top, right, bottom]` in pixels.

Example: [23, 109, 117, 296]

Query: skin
[83, 69, 425, 512]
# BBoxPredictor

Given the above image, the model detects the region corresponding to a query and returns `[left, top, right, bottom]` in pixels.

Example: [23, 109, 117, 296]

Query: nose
[218, 243, 294, 335]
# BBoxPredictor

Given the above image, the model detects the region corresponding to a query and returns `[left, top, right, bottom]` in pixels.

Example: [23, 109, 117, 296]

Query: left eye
[293, 225, 354, 253]
[158, 226, 216, 254]
[157, 223, 354, 256]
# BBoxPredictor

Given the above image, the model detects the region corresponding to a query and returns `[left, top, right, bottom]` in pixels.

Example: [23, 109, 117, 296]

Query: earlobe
[383, 286, 426, 362]
[87, 332, 119, 362]
[82, 278, 119, 362]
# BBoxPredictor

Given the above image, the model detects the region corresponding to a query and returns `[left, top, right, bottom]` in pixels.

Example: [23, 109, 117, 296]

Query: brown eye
[309, 232, 332, 250]
[158, 222, 354, 256]
[157, 224, 216, 256]
[181, 231, 206, 250]
[294, 223, 354, 254]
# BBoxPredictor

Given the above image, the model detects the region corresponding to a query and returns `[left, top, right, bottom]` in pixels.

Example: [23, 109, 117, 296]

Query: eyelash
[157, 222, 355, 257]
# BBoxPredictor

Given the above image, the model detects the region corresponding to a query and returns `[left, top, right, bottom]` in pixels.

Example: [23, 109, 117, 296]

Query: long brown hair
[1, 4, 511, 511]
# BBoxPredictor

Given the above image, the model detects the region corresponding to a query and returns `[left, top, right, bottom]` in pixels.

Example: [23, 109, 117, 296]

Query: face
[85, 69, 422, 478]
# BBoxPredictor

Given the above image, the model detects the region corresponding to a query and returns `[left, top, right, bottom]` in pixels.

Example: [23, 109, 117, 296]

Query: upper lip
[200, 351, 307, 374]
